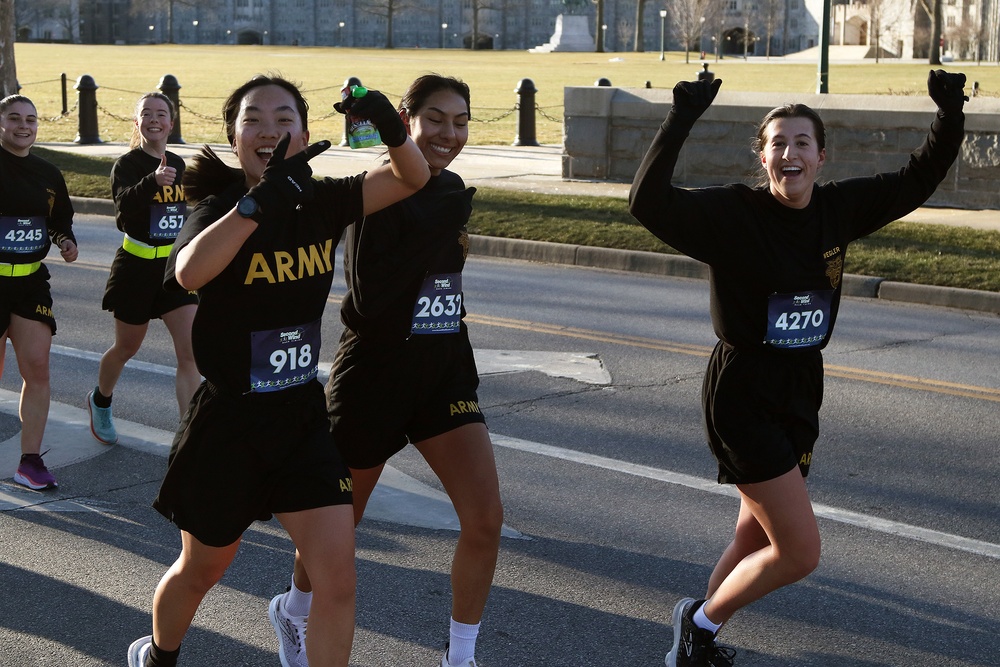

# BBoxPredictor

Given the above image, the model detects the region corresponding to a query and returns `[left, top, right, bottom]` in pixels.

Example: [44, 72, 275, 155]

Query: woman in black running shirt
[629, 71, 967, 667]
[0, 95, 78, 491]
[126, 74, 429, 667]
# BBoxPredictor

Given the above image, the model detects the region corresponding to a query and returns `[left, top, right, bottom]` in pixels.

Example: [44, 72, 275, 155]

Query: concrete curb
[72, 196, 1000, 316]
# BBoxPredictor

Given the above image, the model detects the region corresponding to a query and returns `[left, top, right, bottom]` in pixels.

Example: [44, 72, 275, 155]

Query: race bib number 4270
[765, 290, 834, 349]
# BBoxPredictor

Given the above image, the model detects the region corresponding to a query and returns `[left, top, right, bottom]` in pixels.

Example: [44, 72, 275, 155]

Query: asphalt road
[0, 214, 997, 667]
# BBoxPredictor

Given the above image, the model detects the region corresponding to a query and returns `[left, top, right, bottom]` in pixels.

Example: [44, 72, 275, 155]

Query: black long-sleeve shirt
[0, 147, 75, 264]
[628, 107, 964, 351]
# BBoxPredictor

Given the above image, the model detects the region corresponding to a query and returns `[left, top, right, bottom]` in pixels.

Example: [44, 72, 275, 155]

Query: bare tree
[634, 0, 646, 52]
[865, 0, 908, 62]
[0, 0, 15, 97]
[132, 0, 220, 44]
[358, 0, 426, 49]
[915, 0, 944, 64]
[759, 0, 783, 58]
[594, 0, 605, 53]
[670, 0, 718, 63]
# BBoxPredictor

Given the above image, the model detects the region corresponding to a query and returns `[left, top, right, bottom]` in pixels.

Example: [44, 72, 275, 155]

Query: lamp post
[601, 24, 607, 50]
[192, 20, 198, 44]
[441, 22, 448, 49]
[659, 10, 667, 61]
[338, 21, 344, 46]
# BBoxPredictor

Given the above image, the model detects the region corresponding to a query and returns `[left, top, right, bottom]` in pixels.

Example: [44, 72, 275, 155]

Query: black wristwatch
[237, 195, 262, 222]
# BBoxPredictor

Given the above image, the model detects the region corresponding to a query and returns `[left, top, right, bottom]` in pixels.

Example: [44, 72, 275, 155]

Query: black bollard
[595, 78, 612, 87]
[61, 73, 68, 115]
[340, 76, 362, 147]
[513, 78, 539, 147]
[697, 62, 714, 83]
[73, 74, 103, 145]
[158, 74, 185, 144]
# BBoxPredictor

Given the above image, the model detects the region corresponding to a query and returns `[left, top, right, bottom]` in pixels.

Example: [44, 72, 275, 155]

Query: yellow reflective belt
[123, 234, 173, 259]
[0, 261, 42, 277]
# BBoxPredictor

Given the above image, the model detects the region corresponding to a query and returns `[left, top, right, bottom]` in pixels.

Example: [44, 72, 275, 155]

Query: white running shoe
[127, 635, 152, 667]
[441, 649, 477, 667]
[268, 592, 309, 667]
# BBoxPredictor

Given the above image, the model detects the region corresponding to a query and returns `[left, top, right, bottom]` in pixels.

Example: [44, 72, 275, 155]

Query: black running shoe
[665, 598, 735, 667]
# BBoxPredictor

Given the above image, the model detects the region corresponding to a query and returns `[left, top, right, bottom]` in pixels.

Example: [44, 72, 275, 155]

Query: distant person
[268, 74, 502, 667]
[88, 92, 199, 445]
[628, 70, 967, 667]
[126, 74, 429, 667]
[0, 94, 78, 490]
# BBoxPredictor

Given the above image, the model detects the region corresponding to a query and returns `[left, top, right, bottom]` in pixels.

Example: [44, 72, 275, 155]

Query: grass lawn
[15, 43, 997, 146]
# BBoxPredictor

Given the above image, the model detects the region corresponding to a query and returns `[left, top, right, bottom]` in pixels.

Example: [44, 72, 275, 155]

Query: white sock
[693, 601, 722, 634]
[446, 618, 480, 665]
[284, 579, 312, 618]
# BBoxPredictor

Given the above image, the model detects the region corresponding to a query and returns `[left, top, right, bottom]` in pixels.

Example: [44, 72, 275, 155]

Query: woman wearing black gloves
[629, 71, 967, 667]
[127, 74, 428, 667]
[269, 75, 501, 667]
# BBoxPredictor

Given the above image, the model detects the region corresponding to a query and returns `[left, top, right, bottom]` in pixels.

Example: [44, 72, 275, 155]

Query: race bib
[249, 319, 321, 392]
[0, 216, 47, 254]
[765, 290, 834, 349]
[411, 273, 463, 335]
[149, 202, 186, 240]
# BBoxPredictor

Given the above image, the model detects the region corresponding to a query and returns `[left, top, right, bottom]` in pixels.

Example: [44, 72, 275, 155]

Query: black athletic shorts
[702, 340, 824, 485]
[153, 379, 353, 548]
[327, 323, 486, 470]
[102, 248, 199, 325]
[0, 264, 56, 335]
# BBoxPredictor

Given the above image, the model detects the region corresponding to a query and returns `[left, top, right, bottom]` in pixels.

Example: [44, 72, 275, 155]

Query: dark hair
[399, 74, 471, 119]
[221, 74, 308, 146]
[185, 75, 307, 206]
[130, 92, 176, 149]
[0, 94, 36, 115]
[754, 103, 826, 153]
[753, 104, 826, 186]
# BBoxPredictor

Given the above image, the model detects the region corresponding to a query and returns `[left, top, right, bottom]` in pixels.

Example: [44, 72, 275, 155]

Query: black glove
[246, 133, 330, 218]
[668, 78, 723, 124]
[334, 88, 408, 148]
[927, 69, 968, 114]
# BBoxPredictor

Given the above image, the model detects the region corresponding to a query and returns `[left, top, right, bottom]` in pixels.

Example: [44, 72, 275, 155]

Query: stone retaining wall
[562, 85, 1000, 210]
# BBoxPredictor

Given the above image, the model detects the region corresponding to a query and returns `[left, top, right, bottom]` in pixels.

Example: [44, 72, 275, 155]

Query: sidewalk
[44, 141, 1000, 313]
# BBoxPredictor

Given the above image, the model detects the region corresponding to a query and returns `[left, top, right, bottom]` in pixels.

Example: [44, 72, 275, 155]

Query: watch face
[238, 196, 257, 218]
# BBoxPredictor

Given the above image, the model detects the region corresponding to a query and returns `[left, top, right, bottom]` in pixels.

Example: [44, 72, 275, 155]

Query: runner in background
[0, 94, 78, 491]
[88, 92, 199, 445]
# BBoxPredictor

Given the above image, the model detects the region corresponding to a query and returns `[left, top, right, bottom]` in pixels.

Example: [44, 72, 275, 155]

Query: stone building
[14, 0, 998, 62]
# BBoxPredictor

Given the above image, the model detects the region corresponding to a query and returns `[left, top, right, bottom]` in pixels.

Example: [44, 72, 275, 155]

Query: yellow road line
[466, 313, 1000, 404]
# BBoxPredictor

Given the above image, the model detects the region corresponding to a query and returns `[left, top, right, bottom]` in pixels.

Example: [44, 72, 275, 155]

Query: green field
[14, 43, 995, 146]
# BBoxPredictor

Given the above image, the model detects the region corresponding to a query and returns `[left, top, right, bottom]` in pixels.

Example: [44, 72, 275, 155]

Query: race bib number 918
[249, 319, 321, 392]
[765, 290, 834, 349]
